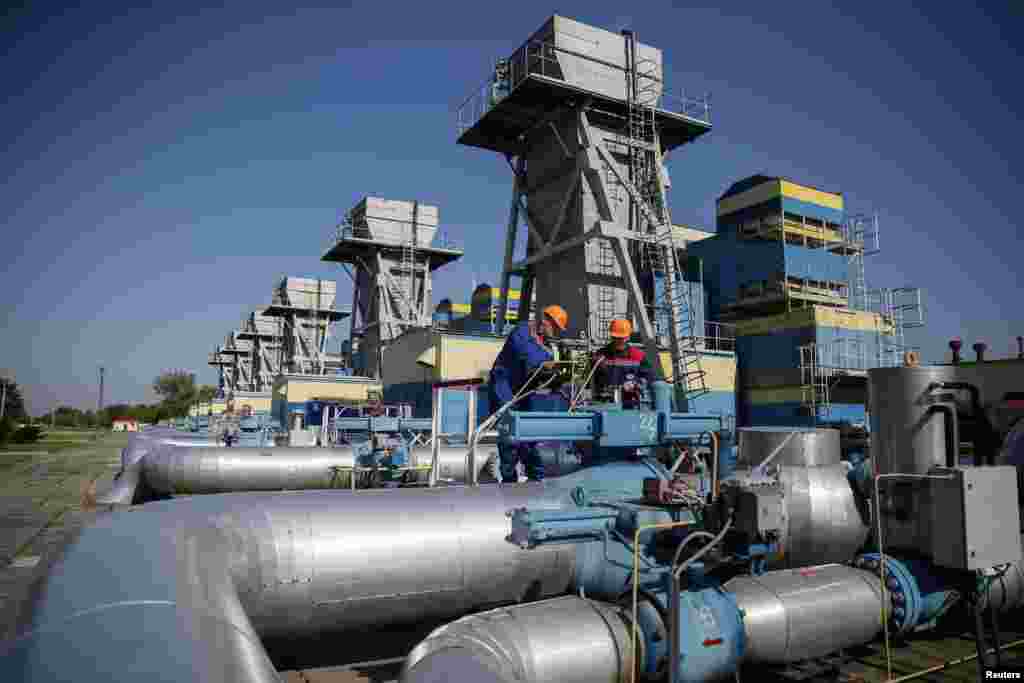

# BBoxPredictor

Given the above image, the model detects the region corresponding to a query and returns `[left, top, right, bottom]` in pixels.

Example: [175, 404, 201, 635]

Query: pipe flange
[853, 553, 922, 636]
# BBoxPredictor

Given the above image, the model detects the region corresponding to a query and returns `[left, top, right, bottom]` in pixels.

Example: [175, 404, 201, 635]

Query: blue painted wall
[783, 244, 849, 284]
[738, 401, 866, 427]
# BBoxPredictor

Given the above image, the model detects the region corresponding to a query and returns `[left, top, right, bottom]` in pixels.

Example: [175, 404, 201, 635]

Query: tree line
[1, 371, 218, 438]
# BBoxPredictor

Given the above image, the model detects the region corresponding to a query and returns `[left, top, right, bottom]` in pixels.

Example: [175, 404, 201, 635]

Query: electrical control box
[732, 483, 785, 540]
[929, 467, 1022, 571]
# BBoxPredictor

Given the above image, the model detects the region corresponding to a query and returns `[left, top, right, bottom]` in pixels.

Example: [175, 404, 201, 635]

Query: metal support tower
[263, 279, 347, 377]
[322, 198, 463, 379]
[460, 18, 712, 408]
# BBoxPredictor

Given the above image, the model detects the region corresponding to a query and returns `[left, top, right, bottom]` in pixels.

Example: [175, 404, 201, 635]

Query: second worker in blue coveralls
[488, 304, 569, 483]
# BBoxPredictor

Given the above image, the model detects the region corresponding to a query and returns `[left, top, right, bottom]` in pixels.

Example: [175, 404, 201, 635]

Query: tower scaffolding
[322, 198, 463, 379]
[455, 16, 713, 407]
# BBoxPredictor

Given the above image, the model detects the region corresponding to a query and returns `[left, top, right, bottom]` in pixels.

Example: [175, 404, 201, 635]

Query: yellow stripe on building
[277, 379, 381, 404]
[746, 386, 806, 404]
[717, 179, 781, 217]
[814, 307, 895, 334]
[658, 352, 736, 392]
[439, 336, 505, 381]
[734, 305, 894, 336]
[733, 308, 817, 336]
[475, 288, 521, 301]
[779, 180, 844, 211]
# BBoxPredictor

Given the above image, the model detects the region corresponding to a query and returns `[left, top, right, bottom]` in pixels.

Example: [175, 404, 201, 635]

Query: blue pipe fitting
[507, 507, 619, 548]
[645, 573, 744, 683]
[633, 594, 669, 676]
[853, 553, 923, 636]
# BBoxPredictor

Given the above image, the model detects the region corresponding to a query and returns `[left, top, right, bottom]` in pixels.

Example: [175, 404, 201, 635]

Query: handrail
[455, 38, 712, 137]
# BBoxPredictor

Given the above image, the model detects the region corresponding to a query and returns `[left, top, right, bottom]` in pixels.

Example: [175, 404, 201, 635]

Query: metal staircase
[596, 239, 617, 344]
[622, 31, 708, 403]
[400, 202, 419, 325]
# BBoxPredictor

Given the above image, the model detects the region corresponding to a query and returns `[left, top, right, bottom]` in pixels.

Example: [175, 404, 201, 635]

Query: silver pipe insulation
[724, 564, 885, 663]
[400, 596, 634, 683]
[399, 565, 882, 683]
[3, 461, 667, 682]
[730, 464, 870, 569]
[399, 552, 1024, 683]
[100, 443, 518, 506]
[105, 438, 588, 506]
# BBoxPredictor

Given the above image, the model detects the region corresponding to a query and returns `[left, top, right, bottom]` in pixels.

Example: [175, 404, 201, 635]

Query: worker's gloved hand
[540, 361, 558, 371]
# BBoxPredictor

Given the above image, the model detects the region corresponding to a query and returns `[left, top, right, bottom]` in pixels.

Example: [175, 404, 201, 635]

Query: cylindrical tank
[725, 564, 883, 663]
[737, 427, 840, 468]
[868, 366, 958, 475]
[400, 596, 633, 683]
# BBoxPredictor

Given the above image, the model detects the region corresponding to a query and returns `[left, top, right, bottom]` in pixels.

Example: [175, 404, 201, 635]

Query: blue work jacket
[488, 322, 555, 405]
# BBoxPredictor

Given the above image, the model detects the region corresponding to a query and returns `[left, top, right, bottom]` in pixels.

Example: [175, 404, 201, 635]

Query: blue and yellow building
[689, 175, 900, 428]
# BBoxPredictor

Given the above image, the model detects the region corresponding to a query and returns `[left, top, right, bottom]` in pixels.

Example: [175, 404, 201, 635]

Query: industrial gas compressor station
[4, 13, 1024, 683]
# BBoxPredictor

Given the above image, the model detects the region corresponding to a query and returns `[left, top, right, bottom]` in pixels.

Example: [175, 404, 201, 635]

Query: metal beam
[517, 197, 549, 248]
[516, 275, 534, 325]
[523, 155, 580, 195]
[511, 225, 601, 272]
[608, 233, 666, 381]
[543, 160, 582, 250]
[548, 122, 572, 159]
[581, 147, 616, 222]
[496, 156, 525, 332]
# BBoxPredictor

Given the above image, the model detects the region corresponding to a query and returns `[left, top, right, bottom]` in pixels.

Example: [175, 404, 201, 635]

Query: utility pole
[0, 369, 14, 420]
[98, 366, 105, 432]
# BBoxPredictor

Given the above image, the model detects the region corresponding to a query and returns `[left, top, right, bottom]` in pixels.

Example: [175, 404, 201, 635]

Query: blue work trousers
[492, 391, 567, 482]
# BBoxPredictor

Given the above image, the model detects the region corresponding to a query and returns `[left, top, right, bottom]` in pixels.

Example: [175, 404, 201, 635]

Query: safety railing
[700, 321, 736, 352]
[455, 39, 712, 138]
[652, 313, 736, 353]
[326, 220, 461, 254]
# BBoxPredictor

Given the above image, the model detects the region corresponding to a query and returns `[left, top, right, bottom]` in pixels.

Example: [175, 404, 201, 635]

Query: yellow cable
[872, 471, 958, 682]
[631, 519, 693, 683]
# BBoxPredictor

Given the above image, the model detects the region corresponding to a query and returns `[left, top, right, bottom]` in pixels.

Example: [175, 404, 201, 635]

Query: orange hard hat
[542, 305, 568, 331]
[610, 318, 633, 339]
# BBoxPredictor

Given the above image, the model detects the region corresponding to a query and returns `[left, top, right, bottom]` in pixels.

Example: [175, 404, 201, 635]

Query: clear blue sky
[3, 1, 1021, 415]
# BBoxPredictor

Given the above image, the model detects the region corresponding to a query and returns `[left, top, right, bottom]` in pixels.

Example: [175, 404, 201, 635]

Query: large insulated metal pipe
[103, 441, 585, 505]
[730, 464, 870, 568]
[2, 460, 666, 683]
[400, 565, 886, 682]
[737, 427, 840, 468]
[725, 564, 884, 663]
[400, 596, 634, 683]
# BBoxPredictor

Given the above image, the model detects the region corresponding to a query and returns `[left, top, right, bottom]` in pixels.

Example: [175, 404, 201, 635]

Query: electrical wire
[873, 471, 958, 682]
[465, 364, 559, 483]
[569, 356, 605, 411]
[674, 519, 732, 580]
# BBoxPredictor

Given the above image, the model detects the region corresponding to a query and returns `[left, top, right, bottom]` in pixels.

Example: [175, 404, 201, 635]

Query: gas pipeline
[7, 371, 1024, 682]
[398, 366, 1024, 682]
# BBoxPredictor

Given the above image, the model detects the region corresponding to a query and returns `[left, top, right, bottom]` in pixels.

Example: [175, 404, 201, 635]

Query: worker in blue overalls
[488, 305, 569, 482]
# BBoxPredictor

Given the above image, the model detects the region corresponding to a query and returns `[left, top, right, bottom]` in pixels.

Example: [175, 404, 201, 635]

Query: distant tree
[195, 384, 217, 414]
[0, 378, 26, 420]
[153, 370, 197, 417]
